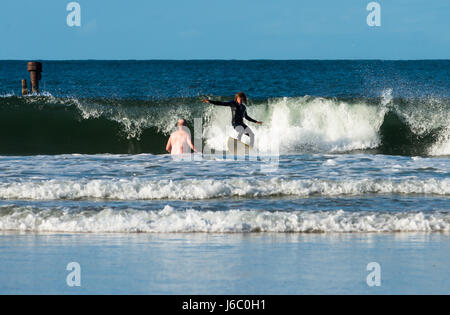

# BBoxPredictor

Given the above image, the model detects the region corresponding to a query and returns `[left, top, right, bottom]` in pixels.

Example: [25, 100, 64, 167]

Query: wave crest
[0, 94, 448, 156]
[1, 178, 448, 200]
[1, 206, 449, 233]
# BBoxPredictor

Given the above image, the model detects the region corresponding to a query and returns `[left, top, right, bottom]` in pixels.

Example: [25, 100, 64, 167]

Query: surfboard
[226, 137, 256, 156]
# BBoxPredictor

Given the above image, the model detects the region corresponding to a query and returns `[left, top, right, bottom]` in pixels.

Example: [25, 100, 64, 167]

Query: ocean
[0, 60, 449, 294]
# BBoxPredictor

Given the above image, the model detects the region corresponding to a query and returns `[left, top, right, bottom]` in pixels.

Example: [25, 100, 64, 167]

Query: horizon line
[1, 58, 449, 62]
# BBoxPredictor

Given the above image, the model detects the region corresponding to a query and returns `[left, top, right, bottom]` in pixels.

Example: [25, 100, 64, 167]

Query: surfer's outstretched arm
[202, 99, 234, 107]
[244, 112, 257, 123]
[245, 112, 263, 125]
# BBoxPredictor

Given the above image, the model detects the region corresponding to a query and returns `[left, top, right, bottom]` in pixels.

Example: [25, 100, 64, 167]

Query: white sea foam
[429, 126, 450, 156]
[385, 97, 450, 156]
[74, 99, 193, 139]
[381, 88, 393, 106]
[1, 206, 449, 233]
[0, 93, 16, 98]
[205, 96, 386, 153]
[0, 177, 448, 201]
[323, 159, 337, 166]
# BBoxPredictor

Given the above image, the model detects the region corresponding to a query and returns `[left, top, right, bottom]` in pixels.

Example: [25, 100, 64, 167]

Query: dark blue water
[1, 60, 449, 99]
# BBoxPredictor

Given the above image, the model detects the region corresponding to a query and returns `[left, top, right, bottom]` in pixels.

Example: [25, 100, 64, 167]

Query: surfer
[166, 119, 197, 154]
[202, 92, 262, 147]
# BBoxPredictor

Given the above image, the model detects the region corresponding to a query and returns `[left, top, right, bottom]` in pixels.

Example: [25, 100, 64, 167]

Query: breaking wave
[1, 205, 449, 233]
[0, 177, 449, 200]
[0, 92, 449, 156]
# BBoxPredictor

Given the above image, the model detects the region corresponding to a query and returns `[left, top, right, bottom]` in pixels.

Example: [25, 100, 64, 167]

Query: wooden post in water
[27, 62, 42, 94]
[21, 79, 29, 96]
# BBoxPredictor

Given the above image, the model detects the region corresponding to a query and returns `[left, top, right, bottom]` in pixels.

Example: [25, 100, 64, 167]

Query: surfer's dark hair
[235, 92, 247, 104]
[177, 119, 187, 127]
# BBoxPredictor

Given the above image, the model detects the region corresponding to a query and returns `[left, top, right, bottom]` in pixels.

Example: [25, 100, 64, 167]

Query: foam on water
[1, 205, 449, 233]
[205, 96, 387, 153]
[429, 126, 450, 156]
[0, 93, 16, 98]
[73, 98, 195, 140]
[0, 177, 448, 201]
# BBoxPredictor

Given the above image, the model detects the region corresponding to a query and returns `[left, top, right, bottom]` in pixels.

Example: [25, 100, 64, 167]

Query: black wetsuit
[208, 100, 257, 130]
[209, 100, 258, 146]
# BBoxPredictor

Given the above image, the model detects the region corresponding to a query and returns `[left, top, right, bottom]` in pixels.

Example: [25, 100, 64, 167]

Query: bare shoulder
[179, 129, 191, 137]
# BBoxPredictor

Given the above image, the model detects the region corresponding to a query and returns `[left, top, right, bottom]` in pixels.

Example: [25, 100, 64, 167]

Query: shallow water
[1, 232, 449, 294]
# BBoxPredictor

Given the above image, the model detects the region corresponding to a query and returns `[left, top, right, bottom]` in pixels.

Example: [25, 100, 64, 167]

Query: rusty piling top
[27, 62, 43, 72]
[27, 61, 43, 93]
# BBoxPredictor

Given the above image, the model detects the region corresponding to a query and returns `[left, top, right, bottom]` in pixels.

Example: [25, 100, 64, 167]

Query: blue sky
[0, 0, 448, 59]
